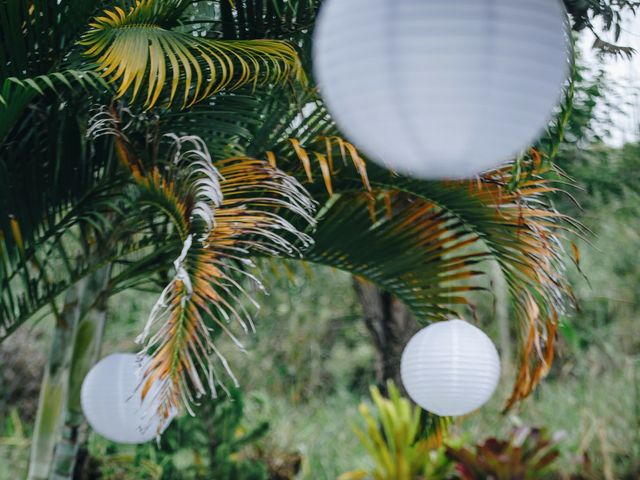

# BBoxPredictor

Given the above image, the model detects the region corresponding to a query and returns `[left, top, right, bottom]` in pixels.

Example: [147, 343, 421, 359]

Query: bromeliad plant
[339, 382, 453, 480]
[0, 0, 627, 478]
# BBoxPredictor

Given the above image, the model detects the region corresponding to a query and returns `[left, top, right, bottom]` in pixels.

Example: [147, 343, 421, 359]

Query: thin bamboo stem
[27, 264, 112, 480]
[27, 286, 84, 480]
[50, 265, 111, 480]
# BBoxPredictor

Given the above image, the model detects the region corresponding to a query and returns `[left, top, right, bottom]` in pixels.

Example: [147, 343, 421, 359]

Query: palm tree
[0, 1, 633, 478]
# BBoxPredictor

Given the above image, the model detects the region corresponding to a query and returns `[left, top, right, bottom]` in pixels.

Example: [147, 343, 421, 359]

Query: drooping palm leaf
[303, 191, 487, 323]
[80, 0, 306, 110]
[0, 71, 108, 142]
[257, 135, 573, 408]
[87, 125, 316, 422]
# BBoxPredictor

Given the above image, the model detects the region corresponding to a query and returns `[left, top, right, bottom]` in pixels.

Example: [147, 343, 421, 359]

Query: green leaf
[80, 0, 306, 109]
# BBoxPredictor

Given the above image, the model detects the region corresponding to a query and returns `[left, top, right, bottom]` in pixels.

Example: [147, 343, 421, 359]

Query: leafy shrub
[81, 388, 270, 479]
[157, 387, 270, 480]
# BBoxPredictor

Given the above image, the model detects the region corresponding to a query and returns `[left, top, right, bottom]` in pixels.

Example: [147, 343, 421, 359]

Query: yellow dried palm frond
[87, 108, 316, 423]
[80, 0, 306, 110]
[272, 136, 371, 195]
[130, 137, 315, 421]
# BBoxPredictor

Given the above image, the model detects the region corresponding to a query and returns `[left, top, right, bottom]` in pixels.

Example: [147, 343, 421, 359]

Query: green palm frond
[220, 0, 320, 41]
[303, 192, 487, 323]
[162, 93, 265, 159]
[0, 71, 108, 142]
[80, 0, 306, 110]
[0, 191, 136, 340]
[2, 71, 107, 98]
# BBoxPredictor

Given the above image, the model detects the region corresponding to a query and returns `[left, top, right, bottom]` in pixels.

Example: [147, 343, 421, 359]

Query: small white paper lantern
[81, 353, 174, 444]
[313, 0, 571, 179]
[400, 319, 500, 416]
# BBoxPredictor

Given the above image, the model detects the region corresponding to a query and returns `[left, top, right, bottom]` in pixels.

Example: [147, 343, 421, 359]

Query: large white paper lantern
[81, 353, 174, 444]
[313, 0, 571, 179]
[400, 319, 500, 416]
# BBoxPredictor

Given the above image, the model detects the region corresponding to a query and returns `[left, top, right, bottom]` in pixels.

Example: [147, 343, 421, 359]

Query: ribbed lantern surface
[81, 353, 174, 444]
[400, 319, 500, 416]
[313, 0, 570, 179]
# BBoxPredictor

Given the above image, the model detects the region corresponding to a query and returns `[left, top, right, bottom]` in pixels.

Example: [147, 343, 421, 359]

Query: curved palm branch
[90, 125, 316, 422]
[80, 0, 306, 110]
[0, 71, 108, 142]
[258, 135, 573, 409]
[304, 191, 487, 322]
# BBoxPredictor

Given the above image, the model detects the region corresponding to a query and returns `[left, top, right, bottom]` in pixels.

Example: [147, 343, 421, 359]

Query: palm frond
[303, 192, 487, 323]
[266, 135, 572, 408]
[0, 189, 139, 341]
[111, 134, 316, 422]
[0, 0, 103, 79]
[220, 0, 320, 40]
[80, 0, 306, 110]
[0, 71, 108, 142]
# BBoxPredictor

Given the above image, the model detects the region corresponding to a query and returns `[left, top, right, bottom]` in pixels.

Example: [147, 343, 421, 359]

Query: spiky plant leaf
[340, 382, 451, 480]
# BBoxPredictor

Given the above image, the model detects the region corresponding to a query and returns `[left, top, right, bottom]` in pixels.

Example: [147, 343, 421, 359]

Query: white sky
[580, 14, 640, 146]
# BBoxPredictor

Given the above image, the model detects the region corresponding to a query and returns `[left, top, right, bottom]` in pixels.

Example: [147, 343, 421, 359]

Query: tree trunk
[353, 277, 419, 393]
[50, 266, 111, 480]
[27, 266, 111, 480]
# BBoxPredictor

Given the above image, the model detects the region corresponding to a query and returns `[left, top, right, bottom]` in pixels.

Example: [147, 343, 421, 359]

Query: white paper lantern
[313, 0, 571, 179]
[400, 319, 500, 416]
[81, 353, 174, 444]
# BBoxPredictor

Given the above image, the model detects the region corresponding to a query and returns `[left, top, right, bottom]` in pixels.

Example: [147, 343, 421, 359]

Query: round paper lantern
[400, 319, 500, 416]
[81, 353, 174, 444]
[313, 0, 571, 179]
